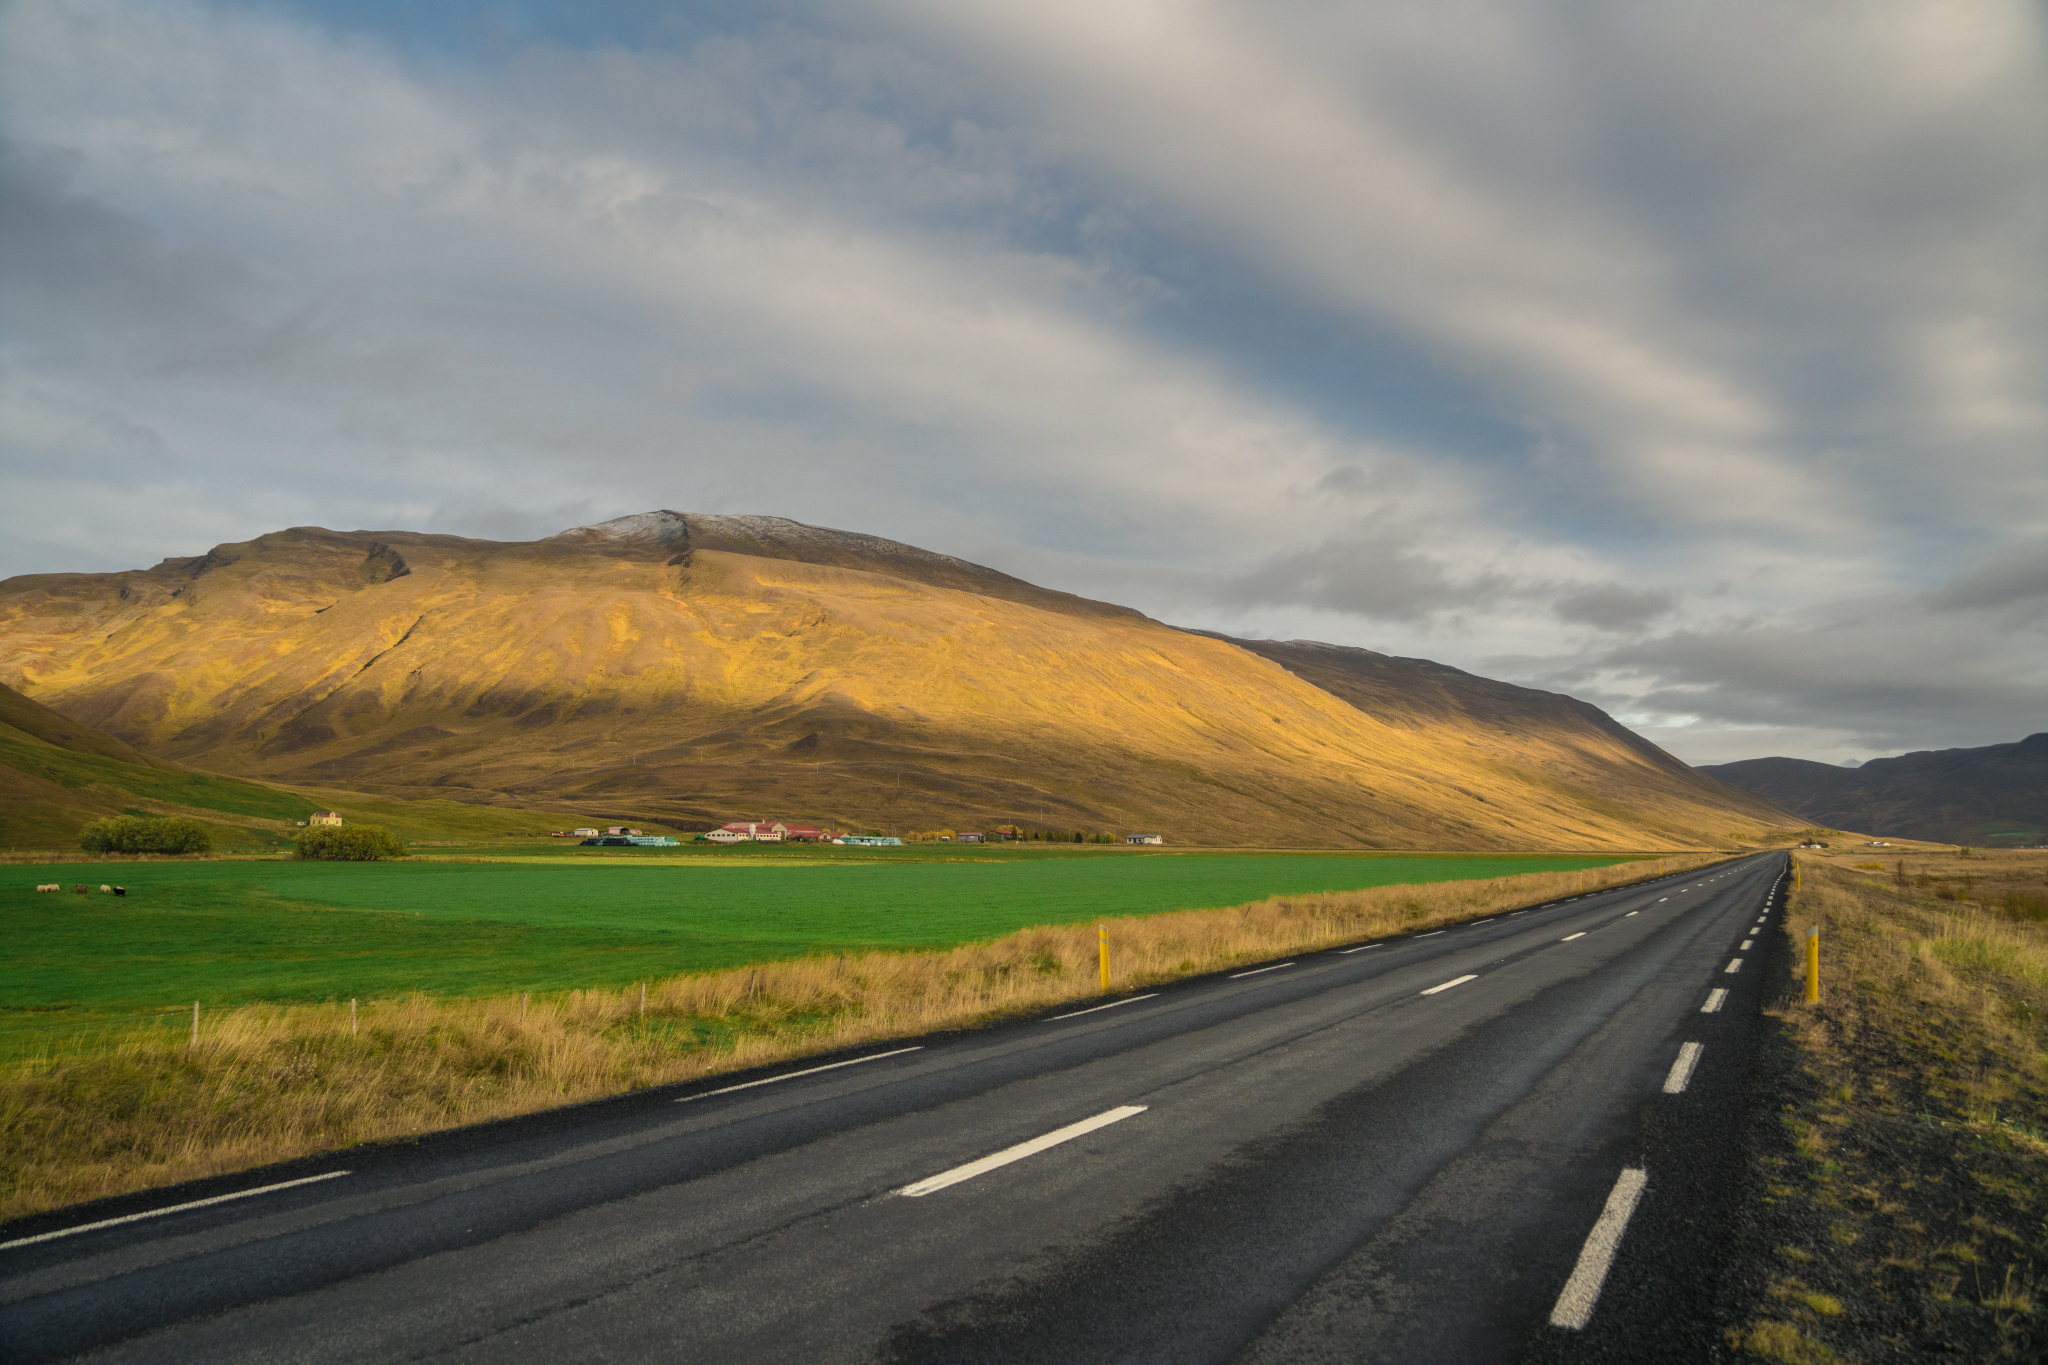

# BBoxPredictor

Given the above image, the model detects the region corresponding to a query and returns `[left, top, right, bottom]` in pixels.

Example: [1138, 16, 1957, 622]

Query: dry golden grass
[1728, 850, 2048, 1361]
[0, 852, 1725, 1222]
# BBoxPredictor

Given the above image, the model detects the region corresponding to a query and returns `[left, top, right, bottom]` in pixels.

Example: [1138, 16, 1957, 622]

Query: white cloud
[0, 0, 2041, 764]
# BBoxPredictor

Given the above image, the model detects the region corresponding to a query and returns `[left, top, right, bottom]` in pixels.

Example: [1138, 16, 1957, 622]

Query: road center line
[1725, 959, 1744, 974]
[1420, 974, 1477, 996]
[1624, 911, 1638, 918]
[1045, 995, 1160, 1021]
[896, 1106, 1147, 1197]
[1662, 1041, 1704, 1094]
[679, 1047, 923, 1102]
[1336, 943, 1383, 954]
[0, 1170, 352, 1250]
[1657, 897, 1668, 902]
[1561, 932, 1586, 942]
[1415, 930, 1445, 938]
[1548, 1167, 1650, 1330]
[1701, 988, 1728, 1013]
[1740, 939, 1753, 950]
[1229, 963, 1295, 979]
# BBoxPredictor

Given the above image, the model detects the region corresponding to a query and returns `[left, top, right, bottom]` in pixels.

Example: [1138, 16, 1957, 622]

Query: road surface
[0, 853, 1789, 1363]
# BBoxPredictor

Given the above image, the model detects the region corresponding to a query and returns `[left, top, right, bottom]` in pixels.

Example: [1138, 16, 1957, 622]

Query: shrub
[293, 825, 407, 861]
[78, 816, 212, 855]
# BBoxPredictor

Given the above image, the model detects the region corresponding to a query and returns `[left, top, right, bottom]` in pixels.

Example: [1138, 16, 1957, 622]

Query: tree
[79, 816, 212, 854]
[294, 825, 408, 861]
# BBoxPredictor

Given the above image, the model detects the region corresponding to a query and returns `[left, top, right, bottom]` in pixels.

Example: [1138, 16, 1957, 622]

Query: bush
[293, 825, 408, 861]
[78, 816, 212, 855]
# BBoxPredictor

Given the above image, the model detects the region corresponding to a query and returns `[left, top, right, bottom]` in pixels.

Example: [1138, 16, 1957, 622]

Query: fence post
[1098, 923, 1109, 992]
[521, 991, 528, 1023]
[639, 982, 647, 1018]
[350, 998, 357, 1036]
[1805, 928, 1820, 1003]
[190, 1000, 199, 1049]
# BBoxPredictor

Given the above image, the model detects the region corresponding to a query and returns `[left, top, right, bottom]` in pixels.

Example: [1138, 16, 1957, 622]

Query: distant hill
[0, 680, 315, 847]
[1699, 734, 2048, 846]
[0, 511, 1803, 850]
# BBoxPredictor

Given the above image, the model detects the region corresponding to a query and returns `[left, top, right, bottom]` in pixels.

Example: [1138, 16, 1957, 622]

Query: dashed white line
[1336, 943, 1383, 954]
[1561, 932, 1587, 942]
[1470, 919, 1494, 925]
[1548, 1167, 1649, 1330]
[1045, 995, 1159, 1021]
[1662, 1041, 1704, 1094]
[1725, 959, 1744, 974]
[1624, 911, 1638, 918]
[1657, 897, 1668, 903]
[1229, 962, 1295, 979]
[0, 1170, 352, 1250]
[680, 1047, 923, 1102]
[1421, 974, 1478, 995]
[1415, 930, 1445, 938]
[1740, 939, 1753, 950]
[896, 1106, 1146, 1197]
[1701, 989, 1728, 1013]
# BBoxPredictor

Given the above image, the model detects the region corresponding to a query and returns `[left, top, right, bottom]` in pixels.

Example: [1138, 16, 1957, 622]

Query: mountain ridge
[0, 512, 1801, 849]
[1700, 735, 2048, 846]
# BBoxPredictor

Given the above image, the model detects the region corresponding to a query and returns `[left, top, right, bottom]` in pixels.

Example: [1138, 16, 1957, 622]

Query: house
[957, 831, 986, 843]
[1126, 833, 1164, 845]
[572, 828, 599, 838]
[705, 820, 834, 844]
[309, 811, 343, 827]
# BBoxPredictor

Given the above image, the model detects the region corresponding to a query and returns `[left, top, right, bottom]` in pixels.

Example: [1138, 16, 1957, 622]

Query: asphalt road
[1, 852, 1789, 1364]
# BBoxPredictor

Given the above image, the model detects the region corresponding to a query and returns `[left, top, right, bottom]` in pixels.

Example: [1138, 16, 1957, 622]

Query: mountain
[0, 511, 1800, 849]
[1700, 736, 2048, 846]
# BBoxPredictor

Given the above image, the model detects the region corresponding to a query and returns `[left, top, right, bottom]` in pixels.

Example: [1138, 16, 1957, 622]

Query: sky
[2, 0, 2043, 767]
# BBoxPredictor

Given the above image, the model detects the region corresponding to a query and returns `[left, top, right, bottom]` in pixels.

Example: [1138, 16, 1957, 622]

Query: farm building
[309, 810, 343, 827]
[957, 831, 986, 843]
[704, 821, 835, 844]
[1126, 833, 1165, 845]
[835, 834, 903, 847]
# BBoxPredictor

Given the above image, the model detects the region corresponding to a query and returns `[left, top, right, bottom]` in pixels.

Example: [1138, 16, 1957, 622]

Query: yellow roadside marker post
[1805, 928, 1820, 1003]
[1099, 924, 1110, 992]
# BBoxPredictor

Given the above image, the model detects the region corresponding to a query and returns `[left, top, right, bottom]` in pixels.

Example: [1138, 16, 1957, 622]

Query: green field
[3, 850, 1631, 1047]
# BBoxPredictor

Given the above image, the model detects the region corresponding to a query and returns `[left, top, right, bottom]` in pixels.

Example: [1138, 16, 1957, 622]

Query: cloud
[0, 0, 2042, 765]
[1553, 584, 1677, 633]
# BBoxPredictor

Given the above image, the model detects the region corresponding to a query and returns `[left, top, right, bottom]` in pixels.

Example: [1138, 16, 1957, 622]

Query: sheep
[74, 885, 88, 895]
[113, 886, 127, 896]
[100, 884, 113, 893]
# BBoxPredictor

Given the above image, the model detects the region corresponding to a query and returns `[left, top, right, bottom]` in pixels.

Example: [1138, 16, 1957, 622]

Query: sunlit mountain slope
[0, 512, 1798, 848]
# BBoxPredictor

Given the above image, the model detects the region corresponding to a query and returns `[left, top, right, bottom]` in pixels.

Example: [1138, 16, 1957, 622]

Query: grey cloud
[1213, 537, 1514, 624]
[1553, 583, 1677, 632]
[1927, 542, 2048, 611]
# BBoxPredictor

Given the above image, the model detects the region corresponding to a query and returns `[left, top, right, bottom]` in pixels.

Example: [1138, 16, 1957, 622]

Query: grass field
[3, 851, 1632, 1039]
[0, 849, 1717, 1220]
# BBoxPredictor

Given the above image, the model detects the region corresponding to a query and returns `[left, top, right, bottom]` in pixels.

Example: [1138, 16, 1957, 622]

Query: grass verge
[0, 851, 1722, 1223]
[1724, 849, 2048, 1363]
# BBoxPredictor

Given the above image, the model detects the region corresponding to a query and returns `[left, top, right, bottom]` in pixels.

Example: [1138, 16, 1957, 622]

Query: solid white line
[679, 1047, 923, 1102]
[1701, 988, 1728, 1013]
[1045, 994, 1159, 1021]
[1740, 939, 1753, 950]
[1337, 943, 1383, 954]
[1725, 959, 1743, 974]
[1662, 1041, 1704, 1094]
[1229, 963, 1295, 979]
[0, 1170, 352, 1250]
[1421, 974, 1477, 995]
[896, 1106, 1146, 1197]
[1561, 932, 1586, 942]
[1548, 1167, 1649, 1330]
